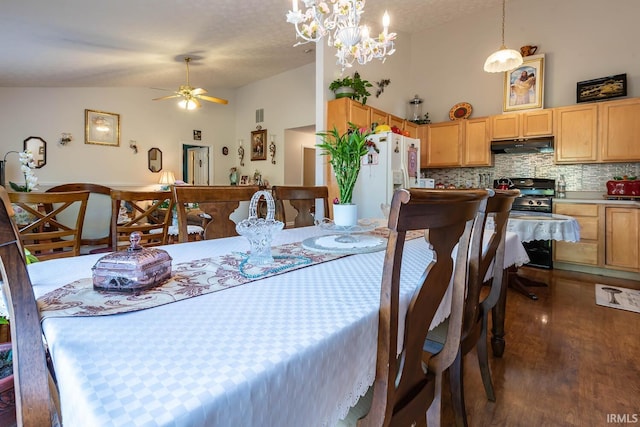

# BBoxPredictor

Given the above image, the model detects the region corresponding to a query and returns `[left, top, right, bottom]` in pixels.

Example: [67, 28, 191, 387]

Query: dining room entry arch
[182, 144, 210, 185]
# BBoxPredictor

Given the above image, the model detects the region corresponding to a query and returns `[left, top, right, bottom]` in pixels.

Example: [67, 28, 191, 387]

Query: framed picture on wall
[503, 54, 544, 112]
[251, 128, 267, 161]
[576, 73, 627, 103]
[85, 109, 120, 146]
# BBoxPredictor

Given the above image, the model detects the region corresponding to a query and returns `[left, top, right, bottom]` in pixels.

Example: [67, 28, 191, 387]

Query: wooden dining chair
[424, 189, 520, 427]
[110, 190, 173, 250]
[0, 187, 60, 426]
[46, 183, 112, 253]
[271, 185, 330, 228]
[172, 185, 260, 242]
[8, 190, 89, 261]
[346, 188, 489, 427]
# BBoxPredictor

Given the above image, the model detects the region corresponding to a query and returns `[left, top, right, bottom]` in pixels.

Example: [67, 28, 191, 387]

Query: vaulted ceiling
[0, 0, 502, 91]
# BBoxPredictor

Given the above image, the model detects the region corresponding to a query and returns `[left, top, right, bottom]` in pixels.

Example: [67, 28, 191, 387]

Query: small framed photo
[85, 109, 120, 146]
[251, 129, 267, 161]
[240, 175, 249, 185]
[193, 130, 202, 140]
[503, 54, 544, 112]
[577, 73, 627, 103]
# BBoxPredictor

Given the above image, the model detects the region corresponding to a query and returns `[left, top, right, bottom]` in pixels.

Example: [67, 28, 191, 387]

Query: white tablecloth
[507, 212, 581, 242]
[28, 226, 528, 427]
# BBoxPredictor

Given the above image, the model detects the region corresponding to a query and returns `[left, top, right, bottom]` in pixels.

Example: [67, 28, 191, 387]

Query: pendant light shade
[484, 0, 522, 73]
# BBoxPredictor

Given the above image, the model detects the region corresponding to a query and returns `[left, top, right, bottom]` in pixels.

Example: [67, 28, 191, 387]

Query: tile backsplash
[422, 153, 640, 192]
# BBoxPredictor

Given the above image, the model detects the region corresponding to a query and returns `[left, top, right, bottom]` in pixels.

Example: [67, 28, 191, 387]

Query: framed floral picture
[503, 54, 544, 112]
[251, 129, 267, 161]
[85, 109, 120, 146]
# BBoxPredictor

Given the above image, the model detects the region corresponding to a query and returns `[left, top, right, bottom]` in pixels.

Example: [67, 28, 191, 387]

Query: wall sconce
[59, 132, 72, 146]
[129, 140, 138, 154]
[238, 139, 245, 166]
[269, 135, 276, 165]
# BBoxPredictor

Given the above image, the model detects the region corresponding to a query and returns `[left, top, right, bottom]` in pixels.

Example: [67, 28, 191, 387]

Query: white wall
[234, 63, 315, 187]
[0, 87, 235, 187]
[410, 0, 640, 122]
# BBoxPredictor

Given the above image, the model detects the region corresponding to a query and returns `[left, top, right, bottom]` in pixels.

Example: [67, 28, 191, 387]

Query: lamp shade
[483, 47, 523, 73]
[158, 171, 176, 185]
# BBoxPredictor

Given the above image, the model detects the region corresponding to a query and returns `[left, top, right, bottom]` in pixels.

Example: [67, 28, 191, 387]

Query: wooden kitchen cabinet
[463, 117, 493, 167]
[491, 109, 553, 139]
[388, 114, 404, 130]
[326, 98, 370, 134]
[600, 97, 640, 162]
[424, 121, 462, 167]
[554, 104, 599, 163]
[605, 206, 639, 270]
[553, 203, 601, 266]
[369, 107, 388, 127]
[403, 120, 418, 138]
[423, 118, 491, 168]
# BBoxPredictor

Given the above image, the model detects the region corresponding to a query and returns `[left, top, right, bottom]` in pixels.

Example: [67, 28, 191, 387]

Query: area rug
[595, 284, 640, 314]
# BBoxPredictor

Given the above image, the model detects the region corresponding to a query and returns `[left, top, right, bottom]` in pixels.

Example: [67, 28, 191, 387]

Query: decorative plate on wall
[449, 102, 472, 120]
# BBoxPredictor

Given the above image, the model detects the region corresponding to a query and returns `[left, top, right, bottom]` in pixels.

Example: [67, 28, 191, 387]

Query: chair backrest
[0, 186, 58, 426]
[46, 183, 112, 249]
[272, 185, 330, 228]
[360, 188, 489, 427]
[9, 190, 89, 261]
[172, 185, 260, 242]
[463, 189, 520, 336]
[110, 189, 173, 250]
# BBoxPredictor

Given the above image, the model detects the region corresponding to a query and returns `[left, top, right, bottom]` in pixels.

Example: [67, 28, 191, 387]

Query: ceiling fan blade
[197, 94, 229, 105]
[152, 94, 181, 101]
[191, 87, 208, 95]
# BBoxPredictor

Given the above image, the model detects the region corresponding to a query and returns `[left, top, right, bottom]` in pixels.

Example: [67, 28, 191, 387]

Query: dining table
[28, 225, 529, 427]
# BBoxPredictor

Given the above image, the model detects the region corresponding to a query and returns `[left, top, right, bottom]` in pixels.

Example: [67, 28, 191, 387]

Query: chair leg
[426, 372, 443, 427]
[477, 314, 496, 402]
[448, 349, 468, 427]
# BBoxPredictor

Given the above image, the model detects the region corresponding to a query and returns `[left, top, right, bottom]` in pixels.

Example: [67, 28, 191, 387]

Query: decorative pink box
[92, 232, 172, 292]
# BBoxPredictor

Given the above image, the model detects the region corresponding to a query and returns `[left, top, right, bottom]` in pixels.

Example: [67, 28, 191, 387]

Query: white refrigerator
[352, 132, 421, 219]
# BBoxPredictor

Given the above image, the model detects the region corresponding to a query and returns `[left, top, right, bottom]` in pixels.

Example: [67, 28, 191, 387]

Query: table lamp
[158, 171, 176, 190]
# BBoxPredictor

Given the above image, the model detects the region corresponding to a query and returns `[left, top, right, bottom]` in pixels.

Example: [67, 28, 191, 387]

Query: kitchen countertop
[554, 191, 640, 206]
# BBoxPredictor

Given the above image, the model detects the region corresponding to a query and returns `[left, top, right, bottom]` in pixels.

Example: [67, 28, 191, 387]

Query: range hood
[490, 137, 554, 154]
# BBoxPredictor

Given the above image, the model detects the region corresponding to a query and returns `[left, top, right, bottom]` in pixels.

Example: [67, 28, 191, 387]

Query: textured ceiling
[0, 0, 502, 91]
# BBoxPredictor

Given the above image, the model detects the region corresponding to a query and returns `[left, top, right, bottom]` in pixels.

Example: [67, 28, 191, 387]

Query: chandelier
[286, 0, 396, 72]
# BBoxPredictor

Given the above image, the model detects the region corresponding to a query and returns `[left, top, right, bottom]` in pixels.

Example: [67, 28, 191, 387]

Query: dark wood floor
[440, 267, 640, 427]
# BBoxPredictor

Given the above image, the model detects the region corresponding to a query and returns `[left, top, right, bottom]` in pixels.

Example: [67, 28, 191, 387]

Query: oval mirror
[148, 147, 162, 173]
[23, 136, 46, 169]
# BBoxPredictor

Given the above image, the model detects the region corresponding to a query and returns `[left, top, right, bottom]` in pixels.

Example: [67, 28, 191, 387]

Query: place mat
[595, 284, 640, 314]
[37, 242, 347, 320]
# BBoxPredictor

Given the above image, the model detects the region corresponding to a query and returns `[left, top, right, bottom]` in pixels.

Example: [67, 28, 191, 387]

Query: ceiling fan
[152, 57, 228, 109]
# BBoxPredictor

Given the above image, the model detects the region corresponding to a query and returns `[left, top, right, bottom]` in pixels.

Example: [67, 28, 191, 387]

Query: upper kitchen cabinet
[403, 120, 418, 138]
[464, 117, 493, 167]
[600, 97, 640, 162]
[388, 114, 404, 130]
[326, 98, 370, 134]
[491, 109, 553, 140]
[422, 118, 492, 168]
[423, 121, 462, 167]
[554, 104, 599, 163]
[369, 107, 388, 128]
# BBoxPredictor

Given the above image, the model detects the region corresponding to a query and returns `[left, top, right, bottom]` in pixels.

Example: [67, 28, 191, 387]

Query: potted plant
[328, 71, 373, 105]
[317, 123, 371, 226]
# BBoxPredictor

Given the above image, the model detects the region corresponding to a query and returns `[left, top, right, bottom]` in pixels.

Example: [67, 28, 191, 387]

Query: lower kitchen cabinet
[554, 203, 601, 266]
[605, 206, 639, 270]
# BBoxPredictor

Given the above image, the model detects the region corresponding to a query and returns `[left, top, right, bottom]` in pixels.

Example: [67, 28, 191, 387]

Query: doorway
[182, 144, 210, 185]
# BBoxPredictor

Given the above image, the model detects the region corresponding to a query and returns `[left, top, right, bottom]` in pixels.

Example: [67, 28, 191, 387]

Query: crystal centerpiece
[236, 190, 284, 265]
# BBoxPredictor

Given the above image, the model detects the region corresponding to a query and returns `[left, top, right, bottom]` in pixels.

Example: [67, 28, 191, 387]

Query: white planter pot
[333, 86, 356, 99]
[333, 204, 358, 227]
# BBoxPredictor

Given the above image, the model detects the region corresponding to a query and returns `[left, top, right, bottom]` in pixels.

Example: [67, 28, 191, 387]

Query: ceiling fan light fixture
[178, 98, 199, 110]
[484, 0, 523, 73]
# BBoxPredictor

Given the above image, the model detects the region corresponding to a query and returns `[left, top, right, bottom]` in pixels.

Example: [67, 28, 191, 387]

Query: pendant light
[484, 0, 523, 73]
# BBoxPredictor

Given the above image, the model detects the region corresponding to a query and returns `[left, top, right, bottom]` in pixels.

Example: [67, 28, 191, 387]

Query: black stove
[495, 177, 556, 268]
[495, 177, 555, 213]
